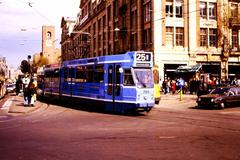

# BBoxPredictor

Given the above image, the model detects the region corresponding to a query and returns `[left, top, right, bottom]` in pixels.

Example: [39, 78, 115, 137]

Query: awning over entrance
[175, 64, 202, 73]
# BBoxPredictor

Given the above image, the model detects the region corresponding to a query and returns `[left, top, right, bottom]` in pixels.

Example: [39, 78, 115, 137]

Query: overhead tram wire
[16, 0, 55, 25]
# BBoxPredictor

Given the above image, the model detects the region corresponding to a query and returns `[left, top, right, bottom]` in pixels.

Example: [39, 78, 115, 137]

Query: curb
[5, 95, 43, 115]
[156, 94, 197, 108]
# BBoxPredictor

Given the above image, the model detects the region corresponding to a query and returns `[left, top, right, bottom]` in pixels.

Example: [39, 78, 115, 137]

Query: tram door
[106, 64, 121, 111]
[61, 67, 74, 97]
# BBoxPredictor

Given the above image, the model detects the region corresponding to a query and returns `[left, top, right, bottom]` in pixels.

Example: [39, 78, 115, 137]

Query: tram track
[138, 108, 240, 133]
[1, 96, 240, 133]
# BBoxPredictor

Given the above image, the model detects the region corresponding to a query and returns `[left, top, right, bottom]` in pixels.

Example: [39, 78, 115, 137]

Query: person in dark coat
[22, 74, 30, 106]
[27, 78, 37, 106]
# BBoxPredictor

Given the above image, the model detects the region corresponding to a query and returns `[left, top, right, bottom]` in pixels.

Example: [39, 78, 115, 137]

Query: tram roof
[62, 51, 139, 67]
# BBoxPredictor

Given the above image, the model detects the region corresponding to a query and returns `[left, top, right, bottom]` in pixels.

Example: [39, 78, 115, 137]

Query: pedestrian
[15, 77, 22, 96]
[28, 78, 37, 106]
[22, 74, 30, 106]
[171, 80, 176, 95]
[162, 80, 167, 94]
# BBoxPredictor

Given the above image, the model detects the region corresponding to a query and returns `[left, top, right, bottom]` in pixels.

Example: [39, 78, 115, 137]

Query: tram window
[108, 66, 113, 84]
[76, 66, 86, 82]
[69, 68, 75, 78]
[94, 65, 104, 83]
[116, 65, 121, 84]
[107, 65, 113, 95]
[86, 66, 93, 82]
[63, 68, 68, 82]
[116, 65, 121, 96]
[124, 69, 134, 86]
[134, 68, 154, 88]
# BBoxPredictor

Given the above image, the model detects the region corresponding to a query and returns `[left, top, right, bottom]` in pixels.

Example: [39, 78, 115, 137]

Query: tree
[20, 60, 30, 74]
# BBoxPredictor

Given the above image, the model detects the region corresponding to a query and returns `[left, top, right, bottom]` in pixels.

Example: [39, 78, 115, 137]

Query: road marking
[220, 111, 240, 114]
[158, 136, 176, 139]
[1, 98, 13, 110]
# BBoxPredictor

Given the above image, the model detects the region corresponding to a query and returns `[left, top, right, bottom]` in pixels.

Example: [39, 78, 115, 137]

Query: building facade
[154, 0, 240, 82]
[60, 17, 76, 61]
[0, 56, 7, 81]
[61, 0, 153, 61]
[61, 0, 240, 82]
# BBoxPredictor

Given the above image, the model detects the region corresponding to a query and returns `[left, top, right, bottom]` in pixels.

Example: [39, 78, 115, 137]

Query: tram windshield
[133, 68, 154, 88]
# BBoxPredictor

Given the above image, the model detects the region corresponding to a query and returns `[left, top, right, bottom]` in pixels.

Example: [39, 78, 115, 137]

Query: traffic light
[20, 60, 30, 74]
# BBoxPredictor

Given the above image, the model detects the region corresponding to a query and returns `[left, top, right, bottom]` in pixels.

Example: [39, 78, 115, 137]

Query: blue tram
[41, 51, 155, 113]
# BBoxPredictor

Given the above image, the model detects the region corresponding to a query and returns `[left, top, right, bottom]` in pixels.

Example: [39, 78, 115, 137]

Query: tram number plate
[136, 53, 151, 62]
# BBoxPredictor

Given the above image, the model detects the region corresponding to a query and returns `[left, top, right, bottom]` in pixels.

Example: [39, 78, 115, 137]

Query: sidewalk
[157, 93, 198, 108]
[1, 93, 197, 115]
[1, 94, 42, 115]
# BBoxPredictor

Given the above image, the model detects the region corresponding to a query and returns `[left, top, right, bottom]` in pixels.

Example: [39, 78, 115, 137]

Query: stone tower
[42, 26, 57, 65]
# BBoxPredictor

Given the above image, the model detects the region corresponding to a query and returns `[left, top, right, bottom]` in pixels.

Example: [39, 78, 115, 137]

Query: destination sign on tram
[136, 53, 151, 62]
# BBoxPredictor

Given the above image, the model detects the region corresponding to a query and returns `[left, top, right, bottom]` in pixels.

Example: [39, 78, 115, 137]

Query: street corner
[155, 94, 198, 108]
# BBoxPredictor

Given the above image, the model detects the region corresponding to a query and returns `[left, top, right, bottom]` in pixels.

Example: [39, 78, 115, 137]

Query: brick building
[61, 0, 153, 61]
[61, 0, 240, 81]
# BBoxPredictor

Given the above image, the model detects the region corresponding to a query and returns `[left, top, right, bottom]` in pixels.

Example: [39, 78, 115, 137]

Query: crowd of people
[15, 74, 37, 107]
[161, 77, 240, 96]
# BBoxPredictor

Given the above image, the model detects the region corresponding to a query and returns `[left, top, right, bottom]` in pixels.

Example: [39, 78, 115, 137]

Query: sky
[0, 0, 80, 69]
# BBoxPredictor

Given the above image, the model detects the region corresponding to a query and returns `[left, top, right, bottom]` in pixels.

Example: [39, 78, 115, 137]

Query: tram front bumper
[138, 102, 154, 108]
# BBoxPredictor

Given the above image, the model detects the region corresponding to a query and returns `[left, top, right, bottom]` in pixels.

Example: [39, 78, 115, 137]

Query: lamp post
[27, 55, 32, 74]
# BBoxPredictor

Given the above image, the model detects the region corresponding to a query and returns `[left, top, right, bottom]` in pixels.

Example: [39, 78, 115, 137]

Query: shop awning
[175, 64, 202, 73]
